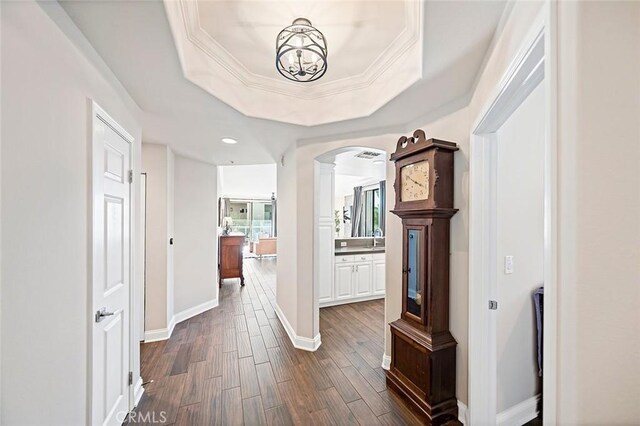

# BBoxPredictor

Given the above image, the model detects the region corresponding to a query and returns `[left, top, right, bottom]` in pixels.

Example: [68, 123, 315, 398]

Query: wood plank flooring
[132, 257, 427, 425]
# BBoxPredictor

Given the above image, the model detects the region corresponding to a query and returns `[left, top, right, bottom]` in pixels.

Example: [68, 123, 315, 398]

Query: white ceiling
[320, 146, 387, 197]
[166, 0, 423, 125]
[58, 0, 507, 165]
[334, 148, 387, 179]
[196, 1, 406, 82]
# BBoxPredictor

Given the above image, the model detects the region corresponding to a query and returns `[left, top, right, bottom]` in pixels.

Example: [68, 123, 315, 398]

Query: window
[363, 187, 380, 237]
[220, 197, 277, 242]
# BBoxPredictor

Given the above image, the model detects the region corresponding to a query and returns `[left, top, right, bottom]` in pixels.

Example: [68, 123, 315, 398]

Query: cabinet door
[373, 260, 385, 295]
[335, 263, 354, 300]
[354, 262, 372, 296]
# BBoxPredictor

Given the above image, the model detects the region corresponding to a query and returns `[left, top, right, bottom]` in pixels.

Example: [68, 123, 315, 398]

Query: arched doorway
[313, 146, 388, 360]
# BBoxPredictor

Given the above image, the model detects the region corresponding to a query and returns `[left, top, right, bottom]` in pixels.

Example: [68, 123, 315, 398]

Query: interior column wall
[556, 1, 640, 422]
[174, 156, 219, 314]
[167, 148, 175, 324]
[141, 143, 173, 335]
[276, 145, 298, 332]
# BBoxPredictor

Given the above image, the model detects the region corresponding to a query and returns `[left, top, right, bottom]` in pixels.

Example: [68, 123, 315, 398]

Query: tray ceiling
[165, 0, 424, 126]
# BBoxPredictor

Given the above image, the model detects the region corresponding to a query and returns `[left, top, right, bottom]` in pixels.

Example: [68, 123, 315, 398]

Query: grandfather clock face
[400, 160, 430, 202]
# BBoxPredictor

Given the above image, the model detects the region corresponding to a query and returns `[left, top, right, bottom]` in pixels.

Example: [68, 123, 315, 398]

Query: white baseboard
[174, 298, 218, 324]
[458, 401, 469, 425]
[133, 377, 144, 406]
[143, 316, 175, 342]
[143, 298, 218, 342]
[274, 303, 321, 351]
[497, 394, 540, 426]
[381, 354, 391, 370]
[319, 293, 385, 308]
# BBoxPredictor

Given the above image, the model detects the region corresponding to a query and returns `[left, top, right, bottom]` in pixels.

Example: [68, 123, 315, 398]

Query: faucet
[373, 228, 384, 247]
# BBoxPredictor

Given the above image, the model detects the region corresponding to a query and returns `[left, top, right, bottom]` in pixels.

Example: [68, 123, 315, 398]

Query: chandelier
[275, 18, 328, 82]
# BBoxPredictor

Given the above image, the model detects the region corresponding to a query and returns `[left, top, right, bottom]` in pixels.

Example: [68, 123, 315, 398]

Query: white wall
[219, 163, 276, 199]
[174, 156, 218, 314]
[142, 144, 173, 334]
[167, 148, 175, 323]
[495, 83, 544, 412]
[276, 146, 298, 332]
[1, 1, 143, 423]
[556, 2, 640, 422]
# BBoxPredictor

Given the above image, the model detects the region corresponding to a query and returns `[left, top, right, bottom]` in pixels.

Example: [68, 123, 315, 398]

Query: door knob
[95, 307, 115, 323]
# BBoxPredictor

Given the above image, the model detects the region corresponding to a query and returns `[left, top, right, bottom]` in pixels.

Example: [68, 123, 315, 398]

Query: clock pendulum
[386, 129, 460, 425]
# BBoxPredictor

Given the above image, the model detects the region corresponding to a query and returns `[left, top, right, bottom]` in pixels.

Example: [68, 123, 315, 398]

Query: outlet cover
[504, 256, 514, 274]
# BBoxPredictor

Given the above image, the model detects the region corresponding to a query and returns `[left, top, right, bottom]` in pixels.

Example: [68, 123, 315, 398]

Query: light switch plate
[340, 242, 347, 247]
[504, 255, 514, 274]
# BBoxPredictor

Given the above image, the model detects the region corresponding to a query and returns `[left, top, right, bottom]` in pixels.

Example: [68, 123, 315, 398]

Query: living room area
[218, 163, 278, 263]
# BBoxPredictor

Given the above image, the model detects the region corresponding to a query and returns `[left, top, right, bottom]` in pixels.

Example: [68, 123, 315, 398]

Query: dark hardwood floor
[132, 257, 426, 425]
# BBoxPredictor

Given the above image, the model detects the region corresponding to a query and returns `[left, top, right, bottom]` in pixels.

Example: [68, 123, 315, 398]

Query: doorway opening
[217, 163, 278, 302]
[314, 146, 388, 365]
[469, 15, 557, 425]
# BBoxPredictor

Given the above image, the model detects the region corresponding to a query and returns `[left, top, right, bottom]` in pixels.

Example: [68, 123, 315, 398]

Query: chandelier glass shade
[276, 18, 328, 83]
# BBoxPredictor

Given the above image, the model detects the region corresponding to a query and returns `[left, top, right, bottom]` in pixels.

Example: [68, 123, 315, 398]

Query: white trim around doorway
[88, 100, 140, 420]
[468, 5, 558, 424]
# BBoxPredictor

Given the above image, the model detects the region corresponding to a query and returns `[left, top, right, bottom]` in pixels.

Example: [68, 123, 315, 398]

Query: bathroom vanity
[319, 237, 386, 307]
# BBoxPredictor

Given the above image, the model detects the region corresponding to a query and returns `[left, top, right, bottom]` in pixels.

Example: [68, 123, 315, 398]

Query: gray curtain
[351, 186, 364, 237]
[379, 180, 386, 235]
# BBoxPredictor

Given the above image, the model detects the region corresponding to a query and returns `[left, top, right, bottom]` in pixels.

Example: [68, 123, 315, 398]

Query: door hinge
[128, 371, 133, 385]
[128, 170, 133, 184]
[489, 300, 498, 310]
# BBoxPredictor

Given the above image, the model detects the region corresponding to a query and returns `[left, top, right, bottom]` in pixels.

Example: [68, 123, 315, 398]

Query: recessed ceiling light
[221, 138, 238, 144]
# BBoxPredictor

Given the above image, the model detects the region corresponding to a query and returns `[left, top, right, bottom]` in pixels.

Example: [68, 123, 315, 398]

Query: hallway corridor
[134, 258, 426, 425]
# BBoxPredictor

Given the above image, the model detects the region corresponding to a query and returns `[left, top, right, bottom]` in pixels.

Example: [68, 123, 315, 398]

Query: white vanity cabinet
[321, 252, 385, 307]
[373, 256, 386, 295]
[334, 261, 355, 301]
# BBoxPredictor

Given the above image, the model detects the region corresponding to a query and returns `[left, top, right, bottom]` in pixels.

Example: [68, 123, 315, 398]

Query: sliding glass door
[222, 198, 276, 242]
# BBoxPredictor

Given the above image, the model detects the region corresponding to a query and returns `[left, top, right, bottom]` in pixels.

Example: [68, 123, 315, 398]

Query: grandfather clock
[386, 129, 460, 424]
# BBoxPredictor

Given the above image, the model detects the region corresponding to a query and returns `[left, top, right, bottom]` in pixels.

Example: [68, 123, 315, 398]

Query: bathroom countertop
[334, 246, 385, 256]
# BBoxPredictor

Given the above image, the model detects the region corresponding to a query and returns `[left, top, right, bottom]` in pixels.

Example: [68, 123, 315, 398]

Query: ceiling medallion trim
[171, 0, 423, 100]
[164, 0, 424, 125]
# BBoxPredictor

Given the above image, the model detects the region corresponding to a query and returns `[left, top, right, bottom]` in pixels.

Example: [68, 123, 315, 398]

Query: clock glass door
[406, 229, 422, 317]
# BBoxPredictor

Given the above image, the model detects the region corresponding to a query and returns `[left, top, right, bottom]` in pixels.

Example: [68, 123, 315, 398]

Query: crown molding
[164, 0, 424, 125]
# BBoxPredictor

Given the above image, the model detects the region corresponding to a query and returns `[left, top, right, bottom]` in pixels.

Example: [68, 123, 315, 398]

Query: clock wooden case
[386, 129, 460, 425]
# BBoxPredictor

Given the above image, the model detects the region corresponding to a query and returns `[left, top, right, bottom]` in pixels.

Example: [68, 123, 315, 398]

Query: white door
[91, 104, 133, 426]
[354, 262, 372, 296]
[335, 263, 354, 300]
[373, 260, 386, 295]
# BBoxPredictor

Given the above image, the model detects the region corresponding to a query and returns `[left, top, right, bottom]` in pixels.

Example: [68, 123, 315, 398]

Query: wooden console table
[218, 234, 245, 287]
